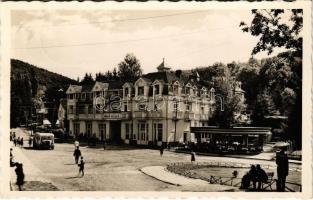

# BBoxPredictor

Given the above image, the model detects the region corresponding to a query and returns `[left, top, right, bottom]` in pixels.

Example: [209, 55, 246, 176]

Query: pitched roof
[143, 71, 178, 84]
[107, 81, 124, 90]
[81, 84, 94, 92]
[66, 85, 82, 94]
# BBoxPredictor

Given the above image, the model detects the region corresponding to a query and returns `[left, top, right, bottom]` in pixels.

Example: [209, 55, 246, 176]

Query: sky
[11, 9, 281, 80]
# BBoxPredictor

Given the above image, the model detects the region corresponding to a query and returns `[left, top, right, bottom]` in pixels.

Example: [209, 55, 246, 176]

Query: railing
[172, 111, 184, 120]
[133, 111, 148, 119]
[67, 113, 77, 120]
[149, 111, 162, 118]
[78, 114, 94, 120]
[184, 112, 194, 121]
[199, 114, 209, 121]
[166, 162, 302, 192]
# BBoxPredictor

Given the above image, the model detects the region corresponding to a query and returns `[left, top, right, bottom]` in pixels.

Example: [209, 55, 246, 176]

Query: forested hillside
[11, 59, 77, 127]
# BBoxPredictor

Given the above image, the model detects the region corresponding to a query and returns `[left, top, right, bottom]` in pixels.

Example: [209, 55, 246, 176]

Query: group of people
[12, 136, 24, 147]
[240, 149, 289, 192]
[73, 143, 85, 177]
[241, 164, 268, 190]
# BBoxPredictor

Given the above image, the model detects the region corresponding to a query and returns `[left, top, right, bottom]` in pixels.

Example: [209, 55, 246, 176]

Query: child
[78, 156, 85, 177]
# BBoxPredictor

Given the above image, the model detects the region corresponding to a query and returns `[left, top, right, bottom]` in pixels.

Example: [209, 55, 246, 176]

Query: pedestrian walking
[74, 140, 79, 149]
[78, 156, 85, 177]
[28, 137, 33, 147]
[160, 145, 164, 156]
[103, 141, 106, 150]
[15, 163, 25, 191]
[21, 138, 24, 147]
[191, 151, 196, 163]
[73, 146, 81, 164]
[13, 138, 17, 147]
[276, 149, 289, 192]
[17, 137, 20, 146]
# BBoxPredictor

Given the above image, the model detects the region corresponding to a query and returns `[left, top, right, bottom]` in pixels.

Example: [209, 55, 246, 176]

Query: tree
[80, 73, 94, 85]
[236, 62, 260, 108]
[118, 53, 142, 81]
[240, 9, 303, 56]
[208, 63, 247, 127]
[112, 67, 118, 80]
[241, 9, 303, 149]
[251, 90, 277, 126]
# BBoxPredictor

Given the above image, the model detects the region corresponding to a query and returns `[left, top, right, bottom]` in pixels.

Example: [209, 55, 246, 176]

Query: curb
[139, 168, 180, 186]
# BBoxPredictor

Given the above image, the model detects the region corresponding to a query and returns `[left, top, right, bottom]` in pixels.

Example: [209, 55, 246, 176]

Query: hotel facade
[66, 61, 245, 146]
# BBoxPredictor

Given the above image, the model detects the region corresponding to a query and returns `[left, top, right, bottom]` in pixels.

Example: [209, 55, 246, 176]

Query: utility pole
[174, 98, 178, 144]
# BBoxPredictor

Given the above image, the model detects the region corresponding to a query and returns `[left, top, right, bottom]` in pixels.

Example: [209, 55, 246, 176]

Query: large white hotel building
[66, 60, 245, 146]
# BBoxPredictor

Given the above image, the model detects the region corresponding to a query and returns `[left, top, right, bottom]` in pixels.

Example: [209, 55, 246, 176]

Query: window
[173, 101, 179, 111]
[88, 105, 93, 114]
[86, 122, 92, 137]
[81, 93, 86, 100]
[69, 105, 74, 114]
[125, 123, 130, 139]
[186, 102, 192, 111]
[138, 86, 144, 95]
[157, 123, 163, 141]
[155, 85, 160, 95]
[185, 87, 191, 95]
[173, 86, 178, 95]
[74, 123, 80, 136]
[139, 123, 147, 141]
[125, 88, 129, 97]
[201, 106, 205, 114]
[98, 124, 106, 141]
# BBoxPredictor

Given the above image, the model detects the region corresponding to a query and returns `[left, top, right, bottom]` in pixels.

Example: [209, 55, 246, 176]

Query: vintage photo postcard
[0, 1, 312, 198]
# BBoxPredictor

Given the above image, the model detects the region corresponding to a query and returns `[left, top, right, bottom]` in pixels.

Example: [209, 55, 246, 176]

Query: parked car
[33, 132, 55, 150]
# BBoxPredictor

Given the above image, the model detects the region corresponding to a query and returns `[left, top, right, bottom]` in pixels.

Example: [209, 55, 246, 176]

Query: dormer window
[138, 86, 144, 96]
[155, 85, 160, 95]
[125, 88, 129, 97]
[185, 87, 191, 95]
[173, 85, 178, 95]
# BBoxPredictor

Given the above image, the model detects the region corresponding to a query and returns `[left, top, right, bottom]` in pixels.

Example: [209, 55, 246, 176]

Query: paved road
[10, 128, 301, 191]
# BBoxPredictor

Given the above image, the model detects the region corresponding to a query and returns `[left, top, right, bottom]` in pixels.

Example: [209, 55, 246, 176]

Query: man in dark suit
[276, 149, 289, 191]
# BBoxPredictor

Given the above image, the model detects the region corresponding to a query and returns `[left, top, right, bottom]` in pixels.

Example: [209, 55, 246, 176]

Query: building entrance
[110, 121, 121, 144]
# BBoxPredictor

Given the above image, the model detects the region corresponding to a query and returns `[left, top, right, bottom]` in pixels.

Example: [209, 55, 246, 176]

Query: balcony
[67, 113, 77, 120]
[78, 114, 94, 120]
[95, 112, 131, 120]
[149, 111, 163, 118]
[172, 111, 183, 121]
[184, 112, 195, 121]
[133, 111, 148, 119]
[67, 99, 77, 104]
[200, 114, 209, 121]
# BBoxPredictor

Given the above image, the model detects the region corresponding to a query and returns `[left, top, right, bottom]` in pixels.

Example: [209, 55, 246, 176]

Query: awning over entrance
[190, 126, 272, 135]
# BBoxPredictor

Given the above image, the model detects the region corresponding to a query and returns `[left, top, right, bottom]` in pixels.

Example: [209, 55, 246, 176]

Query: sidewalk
[10, 145, 58, 191]
[169, 149, 301, 165]
[140, 166, 238, 192]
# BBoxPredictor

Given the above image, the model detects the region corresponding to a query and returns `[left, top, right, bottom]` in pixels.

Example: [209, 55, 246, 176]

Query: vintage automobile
[33, 132, 55, 150]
